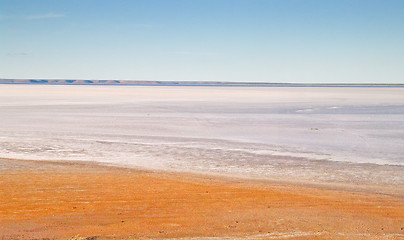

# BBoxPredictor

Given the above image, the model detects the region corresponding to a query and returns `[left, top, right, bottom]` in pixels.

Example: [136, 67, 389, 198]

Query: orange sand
[0, 159, 403, 239]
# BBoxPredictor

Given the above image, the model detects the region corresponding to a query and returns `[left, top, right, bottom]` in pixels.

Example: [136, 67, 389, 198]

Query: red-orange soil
[0, 159, 403, 239]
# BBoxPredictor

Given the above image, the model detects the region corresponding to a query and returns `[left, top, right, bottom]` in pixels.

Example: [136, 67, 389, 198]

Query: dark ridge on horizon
[0, 78, 403, 87]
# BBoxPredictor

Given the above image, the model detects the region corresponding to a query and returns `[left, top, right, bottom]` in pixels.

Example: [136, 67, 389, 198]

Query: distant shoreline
[1, 78, 403, 87]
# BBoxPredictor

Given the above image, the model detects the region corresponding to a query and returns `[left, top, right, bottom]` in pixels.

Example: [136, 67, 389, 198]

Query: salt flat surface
[1, 85, 403, 186]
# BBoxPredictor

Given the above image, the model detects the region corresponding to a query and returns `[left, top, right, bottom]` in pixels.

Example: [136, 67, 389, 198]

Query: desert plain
[0, 85, 403, 239]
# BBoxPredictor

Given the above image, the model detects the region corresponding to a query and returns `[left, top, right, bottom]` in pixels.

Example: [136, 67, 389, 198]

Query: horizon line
[0, 78, 403, 86]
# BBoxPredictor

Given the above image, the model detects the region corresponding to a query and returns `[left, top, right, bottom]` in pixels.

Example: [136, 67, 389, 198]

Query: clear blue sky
[1, 0, 403, 83]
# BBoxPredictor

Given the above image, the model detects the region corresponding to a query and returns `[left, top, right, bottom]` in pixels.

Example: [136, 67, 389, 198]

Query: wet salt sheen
[0, 85, 403, 186]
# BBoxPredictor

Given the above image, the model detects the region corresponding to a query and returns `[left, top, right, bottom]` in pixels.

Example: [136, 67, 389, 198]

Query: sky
[1, 0, 404, 83]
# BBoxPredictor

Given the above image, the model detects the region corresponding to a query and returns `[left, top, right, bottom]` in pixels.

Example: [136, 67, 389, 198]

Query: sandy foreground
[0, 159, 403, 240]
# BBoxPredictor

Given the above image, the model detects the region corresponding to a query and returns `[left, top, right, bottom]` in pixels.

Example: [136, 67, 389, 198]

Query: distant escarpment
[0, 79, 403, 87]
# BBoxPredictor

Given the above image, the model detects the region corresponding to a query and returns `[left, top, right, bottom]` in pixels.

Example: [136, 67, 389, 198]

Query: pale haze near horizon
[1, 0, 404, 83]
